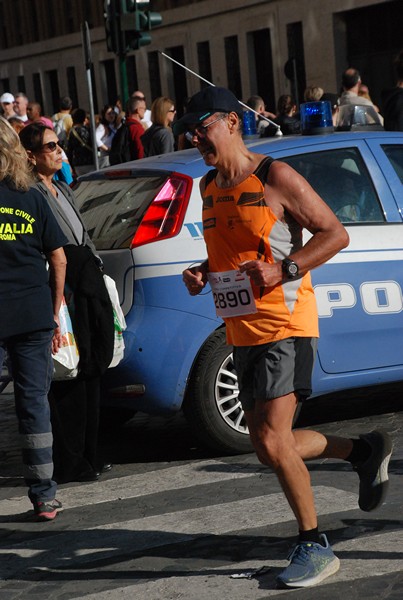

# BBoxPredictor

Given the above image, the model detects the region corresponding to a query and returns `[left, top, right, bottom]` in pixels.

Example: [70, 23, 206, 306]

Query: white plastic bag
[52, 297, 79, 379]
[103, 274, 126, 368]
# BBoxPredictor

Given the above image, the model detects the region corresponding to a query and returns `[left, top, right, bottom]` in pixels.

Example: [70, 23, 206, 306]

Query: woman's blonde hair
[151, 96, 175, 128]
[0, 116, 34, 191]
[304, 86, 324, 102]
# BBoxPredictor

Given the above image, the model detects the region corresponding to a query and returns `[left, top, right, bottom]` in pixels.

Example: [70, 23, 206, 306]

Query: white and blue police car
[74, 104, 403, 454]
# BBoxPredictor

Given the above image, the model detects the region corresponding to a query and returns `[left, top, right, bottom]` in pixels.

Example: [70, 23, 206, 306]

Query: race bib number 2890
[207, 269, 257, 318]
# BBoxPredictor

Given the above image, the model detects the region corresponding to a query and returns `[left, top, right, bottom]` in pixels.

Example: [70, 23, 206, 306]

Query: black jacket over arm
[64, 245, 114, 378]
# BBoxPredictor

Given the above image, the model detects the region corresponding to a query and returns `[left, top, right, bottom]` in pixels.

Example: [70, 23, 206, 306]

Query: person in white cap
[0, 93, 17, 119]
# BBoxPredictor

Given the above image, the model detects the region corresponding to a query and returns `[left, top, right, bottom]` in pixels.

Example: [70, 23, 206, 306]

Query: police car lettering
[315, 280, 403, 317]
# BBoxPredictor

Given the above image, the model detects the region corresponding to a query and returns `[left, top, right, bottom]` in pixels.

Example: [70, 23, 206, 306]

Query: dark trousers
[1, 330, 57, 504]
[49, 376, 100, 482]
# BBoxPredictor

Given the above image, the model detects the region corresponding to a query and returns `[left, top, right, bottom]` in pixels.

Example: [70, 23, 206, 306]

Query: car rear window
[381, 144, 403, 184]
[282, 147, 385, 223]
[74, 174, 167, 249]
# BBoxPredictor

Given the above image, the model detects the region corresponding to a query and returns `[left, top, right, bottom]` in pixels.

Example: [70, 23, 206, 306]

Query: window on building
[148, 51, 162, 100]
[225, 35, 242, 99]
[101, 59, 118, 107]
[44, 5, 57, 39]
[32, 73, 43, 108]
[45, 70, 60, 115]
[91, 66, 99, 115]
[197, 41, 212, 90]
[66, 0, 75, 34]
[31, 4, 40, 43]
[165, 46, 187, 115]
[1, 78, 10, 94]
[247, 29, 275, 113]
[0, 2, 8, 49]
[286, 22, 306, 106]
[126, 56, 138, 96]
[67, 67, 78, 108]
[17, 76, 26, 94]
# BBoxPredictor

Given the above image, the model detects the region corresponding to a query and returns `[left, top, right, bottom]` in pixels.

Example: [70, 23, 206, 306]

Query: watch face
[283, 259, 299, 278]
[288, 262, 298, 276]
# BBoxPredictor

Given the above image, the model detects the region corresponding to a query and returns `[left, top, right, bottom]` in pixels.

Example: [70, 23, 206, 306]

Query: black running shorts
[233, 337, 318, 411]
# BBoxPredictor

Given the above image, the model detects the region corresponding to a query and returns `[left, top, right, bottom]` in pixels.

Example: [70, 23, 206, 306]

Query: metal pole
[159, 51, 282, 135]
[82, 21, 99, 171]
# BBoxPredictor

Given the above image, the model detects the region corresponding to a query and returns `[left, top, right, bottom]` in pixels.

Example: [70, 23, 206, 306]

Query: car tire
[184, 328, 253, 455]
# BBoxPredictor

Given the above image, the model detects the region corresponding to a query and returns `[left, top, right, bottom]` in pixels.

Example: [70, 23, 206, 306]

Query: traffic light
[104, 0, 121, 54]
[121, 0, 162, 51]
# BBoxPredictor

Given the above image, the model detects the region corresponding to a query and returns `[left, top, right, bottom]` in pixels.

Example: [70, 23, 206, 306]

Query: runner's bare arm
[239, 160, 349, 287]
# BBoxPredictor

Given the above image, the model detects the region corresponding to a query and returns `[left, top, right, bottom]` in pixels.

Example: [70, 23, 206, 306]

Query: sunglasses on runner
[185, 114, 227, 142]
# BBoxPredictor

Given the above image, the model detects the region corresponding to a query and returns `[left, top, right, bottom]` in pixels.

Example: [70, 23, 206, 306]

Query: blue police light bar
[300, 101, 334, 135]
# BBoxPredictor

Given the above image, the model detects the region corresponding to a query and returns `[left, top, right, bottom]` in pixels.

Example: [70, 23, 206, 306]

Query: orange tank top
[202, 157, 319, 346]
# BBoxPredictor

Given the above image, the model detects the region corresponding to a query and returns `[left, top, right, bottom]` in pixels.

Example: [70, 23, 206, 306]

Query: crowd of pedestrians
[244, 57, 403, 136]
[1, 50, 402, 183]
[0, 89, 177, 183]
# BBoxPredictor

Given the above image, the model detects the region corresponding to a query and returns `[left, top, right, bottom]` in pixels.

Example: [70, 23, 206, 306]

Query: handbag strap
[70, 127, 92, 152]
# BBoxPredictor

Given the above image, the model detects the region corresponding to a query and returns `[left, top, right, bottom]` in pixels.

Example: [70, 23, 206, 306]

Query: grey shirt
[339, 91, 374, 107]
[35, 180, 98, 258]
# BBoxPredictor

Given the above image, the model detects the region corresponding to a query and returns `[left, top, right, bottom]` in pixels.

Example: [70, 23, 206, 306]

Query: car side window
[381, 145, 403, 184]
[281, 148, 385, 223]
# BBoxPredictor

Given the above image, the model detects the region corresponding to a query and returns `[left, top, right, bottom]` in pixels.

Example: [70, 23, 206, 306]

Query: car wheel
[184, 329, 252, 455]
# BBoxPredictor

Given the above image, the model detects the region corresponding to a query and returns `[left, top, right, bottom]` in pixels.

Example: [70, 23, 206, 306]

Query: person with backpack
[141, 96, 176, 157]
[109, 96, 145, 165]
[66, 108, 94, 176]
[51, 96, 73, 149]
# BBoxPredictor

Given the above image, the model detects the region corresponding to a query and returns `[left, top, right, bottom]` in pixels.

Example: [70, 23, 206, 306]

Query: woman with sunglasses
[19, 122, 115, 484]
[141, 96, 176, 157]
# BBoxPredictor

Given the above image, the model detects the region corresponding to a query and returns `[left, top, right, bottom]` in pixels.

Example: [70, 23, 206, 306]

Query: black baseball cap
[173, 87, 242, 135]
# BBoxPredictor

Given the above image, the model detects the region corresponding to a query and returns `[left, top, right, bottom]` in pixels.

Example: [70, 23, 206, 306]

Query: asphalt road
[0, 382, 402, 599]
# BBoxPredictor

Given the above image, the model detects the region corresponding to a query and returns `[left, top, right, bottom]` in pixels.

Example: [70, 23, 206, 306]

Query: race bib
[208, 269, 257, 318]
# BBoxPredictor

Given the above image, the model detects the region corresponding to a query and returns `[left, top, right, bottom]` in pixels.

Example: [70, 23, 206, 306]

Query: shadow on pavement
[99, 382, 403, 465]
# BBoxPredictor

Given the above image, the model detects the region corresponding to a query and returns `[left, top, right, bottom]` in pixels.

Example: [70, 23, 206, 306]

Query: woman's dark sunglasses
[41, 141, 62, 153]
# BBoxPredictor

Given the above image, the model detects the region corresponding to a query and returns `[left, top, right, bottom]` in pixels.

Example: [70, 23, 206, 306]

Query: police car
[74, 113, 403, 454]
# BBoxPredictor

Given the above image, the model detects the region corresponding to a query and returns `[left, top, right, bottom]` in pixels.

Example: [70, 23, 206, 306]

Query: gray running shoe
[353, 429, 393, 512]
[276, 533, 340, 588]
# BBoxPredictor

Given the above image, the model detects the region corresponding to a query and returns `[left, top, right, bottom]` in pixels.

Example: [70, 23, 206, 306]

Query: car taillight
[130, 172, 193, 248]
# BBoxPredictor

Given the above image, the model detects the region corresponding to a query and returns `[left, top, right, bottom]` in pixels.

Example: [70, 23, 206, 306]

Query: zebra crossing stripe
[0, 486, 358, 579]
[0, 459, 256, 516]
[77, 530, 403, 600]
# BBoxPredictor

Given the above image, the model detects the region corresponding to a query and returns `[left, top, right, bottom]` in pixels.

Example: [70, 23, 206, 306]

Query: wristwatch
[282, 258, 299, 279]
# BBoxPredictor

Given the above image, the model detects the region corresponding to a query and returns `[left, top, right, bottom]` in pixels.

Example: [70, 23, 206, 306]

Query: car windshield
[74, 174, 168, 249]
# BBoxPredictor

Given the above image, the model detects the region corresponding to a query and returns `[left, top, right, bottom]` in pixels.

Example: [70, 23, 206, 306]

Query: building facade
[0, 0, 401, 116]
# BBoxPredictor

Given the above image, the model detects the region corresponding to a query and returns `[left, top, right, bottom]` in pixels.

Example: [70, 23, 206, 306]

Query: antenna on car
[160, 51, 283, 136]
